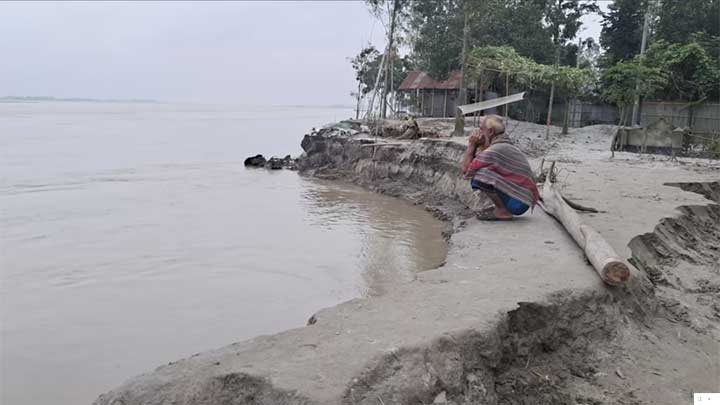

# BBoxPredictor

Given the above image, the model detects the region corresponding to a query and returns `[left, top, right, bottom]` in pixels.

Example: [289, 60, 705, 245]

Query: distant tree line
[351, 0, 719, 125]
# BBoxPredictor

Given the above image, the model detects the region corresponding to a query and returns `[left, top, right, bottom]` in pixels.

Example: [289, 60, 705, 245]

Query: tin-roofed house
[397, 71, 496, 118]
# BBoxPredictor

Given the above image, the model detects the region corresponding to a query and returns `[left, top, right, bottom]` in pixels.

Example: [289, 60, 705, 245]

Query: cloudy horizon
[1, 1, 605, 106]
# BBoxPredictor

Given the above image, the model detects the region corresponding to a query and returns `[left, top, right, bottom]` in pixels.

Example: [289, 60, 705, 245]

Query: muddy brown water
[0, 102, 448, 405]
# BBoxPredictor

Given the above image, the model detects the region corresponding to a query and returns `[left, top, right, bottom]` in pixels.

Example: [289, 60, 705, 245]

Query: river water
[0, 102, 448, 405]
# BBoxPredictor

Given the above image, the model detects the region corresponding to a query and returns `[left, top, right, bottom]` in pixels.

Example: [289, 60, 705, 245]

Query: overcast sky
[0, 1, 606, 106]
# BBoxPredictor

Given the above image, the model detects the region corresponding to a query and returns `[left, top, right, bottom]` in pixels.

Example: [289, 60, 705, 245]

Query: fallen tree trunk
[540, 168, 631, 285]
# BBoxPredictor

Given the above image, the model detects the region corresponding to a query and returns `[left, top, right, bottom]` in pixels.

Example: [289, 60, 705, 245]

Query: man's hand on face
[468, 132, 483, 146]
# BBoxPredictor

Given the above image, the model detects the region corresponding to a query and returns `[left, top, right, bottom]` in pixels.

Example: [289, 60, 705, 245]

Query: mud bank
[298, 134, 484, 222]
[95, 126, 719, 404]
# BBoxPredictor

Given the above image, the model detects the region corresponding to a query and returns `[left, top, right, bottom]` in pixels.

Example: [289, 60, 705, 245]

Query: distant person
[398, 115, 419, 140]
[461, 115, 539, 220]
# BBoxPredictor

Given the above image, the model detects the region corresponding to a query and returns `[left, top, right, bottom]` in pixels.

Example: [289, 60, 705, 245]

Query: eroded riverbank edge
[95, 124, 719, 404]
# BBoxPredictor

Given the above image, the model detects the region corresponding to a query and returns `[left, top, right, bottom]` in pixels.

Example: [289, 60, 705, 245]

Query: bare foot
[476, 207, 514, 221]
[493, 207, 513, 220]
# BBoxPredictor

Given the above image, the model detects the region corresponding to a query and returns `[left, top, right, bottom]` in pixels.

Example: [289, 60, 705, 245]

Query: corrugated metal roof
[398, 70, 468, 90]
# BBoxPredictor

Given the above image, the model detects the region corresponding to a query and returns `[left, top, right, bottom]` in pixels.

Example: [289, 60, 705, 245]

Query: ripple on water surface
[0, 102, 448, 405]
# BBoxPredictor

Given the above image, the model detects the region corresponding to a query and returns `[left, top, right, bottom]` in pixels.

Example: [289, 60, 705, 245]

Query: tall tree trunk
[366, 52, 387, 119]
[389, 53, 394, 117]
[355, 83, 361, 120]
[545, 45, 560, 139]
[545, 81, 556, 138]
[631, 8, 651, 126]
[504, 71, 510, 118]
[562, 96, 570, 134]
[452, 2, 471, 137]
[381, 0, 400, 119]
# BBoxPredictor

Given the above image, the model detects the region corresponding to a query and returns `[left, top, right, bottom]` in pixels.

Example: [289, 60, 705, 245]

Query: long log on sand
[539, 167, 631, 286]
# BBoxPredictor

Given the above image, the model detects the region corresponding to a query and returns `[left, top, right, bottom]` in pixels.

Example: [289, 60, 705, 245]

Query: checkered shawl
[465, 136, 539, 207]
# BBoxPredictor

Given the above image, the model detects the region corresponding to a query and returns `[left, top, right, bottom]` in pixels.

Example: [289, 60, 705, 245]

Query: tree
[484, 0, 556, 65]
[452, 1, 472, 136]
[554, 66, 596, 133]
[655, 0, 720, 48]
[644, 40, 720, 102]
[542, 0, 600, 137]
[350, 46, 382, 97]
[601, 60, 666, 126]
[407, 0, 558, 81]
[599, 0, 647, 66]
[362, 0, 407, 118]
[366, 0, 409, 118]
[469, 45, 600, 130]
[407, 0, 465, 80]
[578, 37, 601, 69]
[350, 46, 380, 119]
[468, 46, 547, 88]
[350, 45, 412, 117]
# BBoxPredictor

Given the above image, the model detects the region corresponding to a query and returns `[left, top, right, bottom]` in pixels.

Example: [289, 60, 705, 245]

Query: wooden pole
[355, 82, 361, 120]
[416, 88, 420, 115]
[443, 89, 448, 118]
[545, 41, 561, 138]
[504, 71, 510, 118]
[431, 90, 435, 117]
[474, 81, 479, 127]
[540, 163, 631, 285]
[478, 75, 483, 125]
[545, 81, 555, 138]
[389, 51, 394, 118]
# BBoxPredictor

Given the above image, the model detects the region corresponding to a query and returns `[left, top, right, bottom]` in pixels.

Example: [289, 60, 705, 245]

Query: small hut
[398, 71, 494, 118]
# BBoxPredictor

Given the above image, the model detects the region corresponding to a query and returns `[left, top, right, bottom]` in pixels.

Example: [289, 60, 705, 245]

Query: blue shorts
[471, 179, 529, 215]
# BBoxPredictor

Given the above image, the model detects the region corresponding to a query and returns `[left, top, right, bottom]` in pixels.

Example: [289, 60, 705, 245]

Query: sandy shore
[95, 120, 719, 404]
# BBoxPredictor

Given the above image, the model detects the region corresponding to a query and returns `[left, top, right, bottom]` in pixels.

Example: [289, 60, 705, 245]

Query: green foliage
[406, 0, 572, 80]
[543, 0, 600, 50]
[349, 45, 411, 96]
[470, 0, 556, 65]
[469, 46, 549, 87]
[406, 0, 465, 79]
[363, 0, 602, 101]
[555, 66, 597, 97]
[468, 45, 595, 97]
[350, 46, 381, 95]
[644, 40, 720, 101]
[655, 0, 720, 47]
[599, 0, 646, 66]
[688, 32, 720, 61]
[468, 46, 528, 75]
[599, 0, 719, 67]
[600, 60, 666, 109]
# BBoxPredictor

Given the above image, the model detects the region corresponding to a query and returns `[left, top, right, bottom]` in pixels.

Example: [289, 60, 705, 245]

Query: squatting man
[461, 115, 539, 220]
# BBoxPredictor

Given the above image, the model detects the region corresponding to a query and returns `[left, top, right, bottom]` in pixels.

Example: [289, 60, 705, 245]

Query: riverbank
[95, 119, 719, 404]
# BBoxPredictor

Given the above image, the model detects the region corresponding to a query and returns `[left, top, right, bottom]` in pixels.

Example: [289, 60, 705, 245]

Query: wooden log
[540, 170, 631, 285]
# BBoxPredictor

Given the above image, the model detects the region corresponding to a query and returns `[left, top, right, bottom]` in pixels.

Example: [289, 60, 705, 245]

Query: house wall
[414, 90, 496, 118]
[419, 90, 457, 118]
